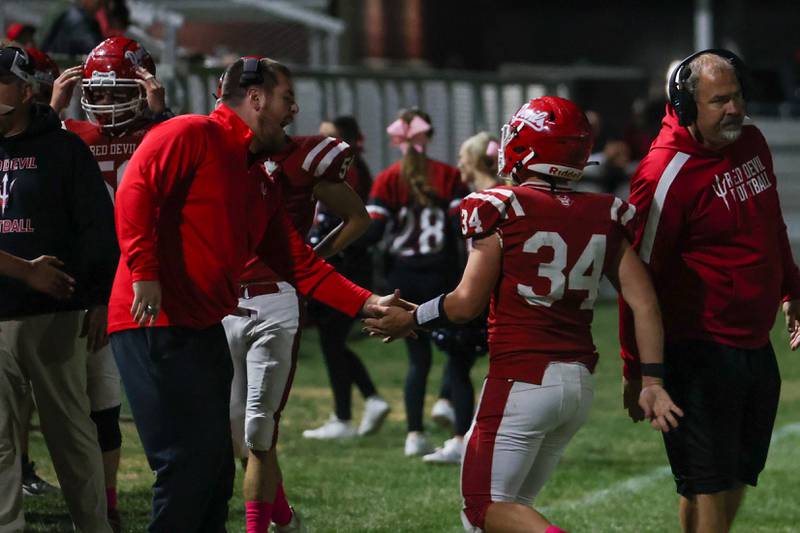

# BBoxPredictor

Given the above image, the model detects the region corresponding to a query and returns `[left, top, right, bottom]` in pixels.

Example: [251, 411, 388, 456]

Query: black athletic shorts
[662, 340, 781, 496]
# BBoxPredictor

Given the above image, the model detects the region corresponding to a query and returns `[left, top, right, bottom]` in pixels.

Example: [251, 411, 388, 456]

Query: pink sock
[245, 500, 273, 533]
[545, 526, 567, 533]
[106, 487, 117, 511]
[271, 483, 293, 526]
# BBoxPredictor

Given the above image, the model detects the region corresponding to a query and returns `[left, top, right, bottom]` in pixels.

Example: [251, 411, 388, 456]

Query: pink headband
[485, 140, 499, 160]
[387, 116, 431, 155]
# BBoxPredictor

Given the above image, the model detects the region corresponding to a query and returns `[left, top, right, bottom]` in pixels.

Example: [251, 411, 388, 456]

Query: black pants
[111, 325, 234, 533]
[663, 340, 781, 496]
[389, 267, 475, 435]
[403, 332, 476, 434]
[316, 308, 378, 421]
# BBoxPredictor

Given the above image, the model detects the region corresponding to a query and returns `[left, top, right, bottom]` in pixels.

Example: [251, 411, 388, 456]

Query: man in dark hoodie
[619, 50, 800, 533]
[0, 45, 116, 533]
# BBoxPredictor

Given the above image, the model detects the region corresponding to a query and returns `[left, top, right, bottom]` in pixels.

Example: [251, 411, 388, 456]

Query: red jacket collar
[211, 104, 254, 152]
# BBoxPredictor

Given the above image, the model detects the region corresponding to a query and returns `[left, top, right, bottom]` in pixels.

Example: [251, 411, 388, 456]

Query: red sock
[105, 487, 117, 511]
[545, 526, 567, 533]
[245, 500, 273, 533]
[271, 483, 293, 526]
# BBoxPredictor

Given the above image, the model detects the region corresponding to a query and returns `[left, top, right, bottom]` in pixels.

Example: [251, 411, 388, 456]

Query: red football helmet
[498, 96, 594, 182]
[25, 47, 60, 104]
[81, 37, 156, 129]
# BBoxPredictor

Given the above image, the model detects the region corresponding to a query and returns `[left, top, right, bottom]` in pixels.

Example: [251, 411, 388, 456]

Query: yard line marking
[542, 422, 800, 513]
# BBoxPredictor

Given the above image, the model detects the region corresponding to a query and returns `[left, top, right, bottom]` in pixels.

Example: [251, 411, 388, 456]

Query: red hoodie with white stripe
[619, 106, 800, 378]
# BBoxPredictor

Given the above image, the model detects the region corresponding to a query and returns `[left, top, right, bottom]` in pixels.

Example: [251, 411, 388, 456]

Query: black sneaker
[21, 461, 58, 496]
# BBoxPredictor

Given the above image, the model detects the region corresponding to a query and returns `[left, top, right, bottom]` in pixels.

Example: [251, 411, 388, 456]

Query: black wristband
[413, 294, 452, 329]
[640, 363, 665, 379]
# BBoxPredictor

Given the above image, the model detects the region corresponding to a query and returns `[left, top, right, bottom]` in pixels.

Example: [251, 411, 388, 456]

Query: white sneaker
[430, 398, 455, 431]
[423, 437, 465, 464]
[302, 415, 357, 440]
[272, 507, 307, 533]
[358, 395, 390, 436]
[404, 432, 435, 457]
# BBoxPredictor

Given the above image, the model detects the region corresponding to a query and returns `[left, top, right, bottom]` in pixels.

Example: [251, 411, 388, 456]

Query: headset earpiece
[239, 57, 264, 88]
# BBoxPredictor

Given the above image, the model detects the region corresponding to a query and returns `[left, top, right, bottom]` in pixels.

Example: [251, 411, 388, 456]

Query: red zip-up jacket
[108, 105, 371, 333]
[619, 106, 800, 378]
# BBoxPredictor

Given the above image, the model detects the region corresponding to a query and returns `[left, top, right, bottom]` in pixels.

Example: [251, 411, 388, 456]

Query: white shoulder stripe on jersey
[639, 152, 690, 264]
[620, 203, 636, 225]
[314, 141, 349, 177]
[366, 205, 390, 217]
[466, 192, 510, 218]
[610, 197, 623, 221]
[301, 137, 335, 172]
[483, 187, 525, 216]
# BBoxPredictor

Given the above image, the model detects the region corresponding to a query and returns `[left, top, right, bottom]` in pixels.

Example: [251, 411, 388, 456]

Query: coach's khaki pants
[0, 311, 111, 533]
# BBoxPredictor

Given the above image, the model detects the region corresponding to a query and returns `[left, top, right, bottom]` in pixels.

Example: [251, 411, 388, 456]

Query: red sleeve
[458, 187, 518, 239]
[303, 136, 353, 185]
[619, 154, 687, 379]
[366, 168, 395, 221]
[115, 119, 206, 282]
[256, 201, 371, 317]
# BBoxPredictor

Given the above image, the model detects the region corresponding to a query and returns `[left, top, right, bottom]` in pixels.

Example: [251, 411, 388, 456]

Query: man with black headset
[619, 49, 800, 533]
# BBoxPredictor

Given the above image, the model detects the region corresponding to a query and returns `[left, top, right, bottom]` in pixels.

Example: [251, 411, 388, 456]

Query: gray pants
[0, 311, 111, 533]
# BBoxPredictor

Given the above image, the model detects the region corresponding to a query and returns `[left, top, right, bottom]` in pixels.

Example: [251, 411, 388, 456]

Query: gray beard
[719, 126, 742, 143]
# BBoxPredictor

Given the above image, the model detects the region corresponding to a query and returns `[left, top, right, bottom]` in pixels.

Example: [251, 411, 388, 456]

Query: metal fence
[173, 65, 639, 172]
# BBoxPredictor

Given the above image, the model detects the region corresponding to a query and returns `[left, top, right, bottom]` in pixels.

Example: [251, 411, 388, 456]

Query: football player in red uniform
[47, 36, 171, 531]
[219, 63, 372, 532]
[365, 108, 475, 459]
[53, 36, 172, 197]
[365, 97, 682, 533]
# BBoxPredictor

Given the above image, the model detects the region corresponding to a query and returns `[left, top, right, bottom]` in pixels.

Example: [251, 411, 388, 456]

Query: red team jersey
[459, 182, 635, 384]
[63, 118, 154, 196]
[367, 159, 465, 267]
[241, 135, 353, 284]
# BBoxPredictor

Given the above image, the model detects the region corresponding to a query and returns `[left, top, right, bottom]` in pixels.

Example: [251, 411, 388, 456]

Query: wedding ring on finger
[145, 304, 158, 315]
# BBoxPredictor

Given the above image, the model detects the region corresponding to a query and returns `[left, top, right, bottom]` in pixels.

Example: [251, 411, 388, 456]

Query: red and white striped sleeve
[300, 136, 353, 184]
[458, 186, 525, 240]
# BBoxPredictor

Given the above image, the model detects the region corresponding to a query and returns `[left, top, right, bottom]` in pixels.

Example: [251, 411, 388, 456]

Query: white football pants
[223, 283, 300, 456]
[460, 362, 594, 531]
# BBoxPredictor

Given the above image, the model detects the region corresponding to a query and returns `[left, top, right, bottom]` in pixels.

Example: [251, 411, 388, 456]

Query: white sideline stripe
[638, 151, 690, 264]
[542, 422, 800, 513]
[314, 141, 348, 177]
[301, 137, 335, 172]
[485, 187, 525, 216]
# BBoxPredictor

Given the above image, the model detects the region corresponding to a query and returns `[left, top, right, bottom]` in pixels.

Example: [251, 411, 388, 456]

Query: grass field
[23, 301, 800, 532]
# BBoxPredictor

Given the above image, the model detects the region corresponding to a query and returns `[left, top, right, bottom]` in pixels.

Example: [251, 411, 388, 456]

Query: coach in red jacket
[620, 50, 800, 532]
[108, 57, 392, 533]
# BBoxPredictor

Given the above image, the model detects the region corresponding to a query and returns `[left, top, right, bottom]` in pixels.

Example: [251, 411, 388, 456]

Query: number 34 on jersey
[459, 185, 635, 313]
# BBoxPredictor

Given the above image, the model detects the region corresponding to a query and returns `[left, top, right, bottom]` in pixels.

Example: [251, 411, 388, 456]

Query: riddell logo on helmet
[549, 166, 582, 179]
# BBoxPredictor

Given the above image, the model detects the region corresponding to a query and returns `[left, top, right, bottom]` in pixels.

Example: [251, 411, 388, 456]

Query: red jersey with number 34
[459, 182, 635, 383]
[64, 119, 154, 198]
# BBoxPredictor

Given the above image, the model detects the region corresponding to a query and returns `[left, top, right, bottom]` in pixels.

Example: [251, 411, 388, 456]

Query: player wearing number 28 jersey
[366, 108, 470, 457]
[364, 97, 682, 533]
